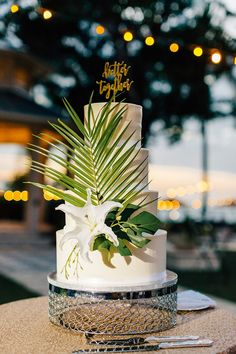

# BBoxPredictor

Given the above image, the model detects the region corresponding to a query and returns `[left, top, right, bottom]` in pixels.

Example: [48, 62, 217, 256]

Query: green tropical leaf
[119, 204, 140, 221]
[27, 94, 147, 207]
[98, 140, 141, 191]
[93, 236, 112, 251]
[126, 228, 150, 248]
[117, 239, 132, 256]
[62, 97, 89, 138]
[25, 182, 85, 206]
[128, 211, 161, 234]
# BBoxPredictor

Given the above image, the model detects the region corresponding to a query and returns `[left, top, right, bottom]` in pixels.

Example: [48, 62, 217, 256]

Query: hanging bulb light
[193, 46, 203, 57]
[123, 31, 133, 42]
[145, 36, 155, 46]
[169, 43, 179, 53]
[211, 51, 222, 64]
[11, 4, 19, 13]
[96, 25, 105, 35]
[43, 9, 53, 20]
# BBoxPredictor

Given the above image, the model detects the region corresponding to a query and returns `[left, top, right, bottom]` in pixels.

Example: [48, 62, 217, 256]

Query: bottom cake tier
[48, 270, 178, 335]
[56, 229, 167, 288]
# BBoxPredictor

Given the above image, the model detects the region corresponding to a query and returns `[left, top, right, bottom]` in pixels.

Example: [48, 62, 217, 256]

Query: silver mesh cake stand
[48, 271, 178, 335]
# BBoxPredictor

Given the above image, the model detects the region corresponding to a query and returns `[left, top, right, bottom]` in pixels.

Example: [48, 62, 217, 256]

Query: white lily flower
[56, 189, 123, 263]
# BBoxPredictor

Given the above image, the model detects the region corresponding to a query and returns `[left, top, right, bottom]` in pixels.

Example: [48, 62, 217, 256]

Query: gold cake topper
[96, 61, 134, 100]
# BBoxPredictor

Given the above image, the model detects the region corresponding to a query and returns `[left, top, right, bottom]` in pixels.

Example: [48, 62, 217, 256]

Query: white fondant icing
[132, 191, 159, 216]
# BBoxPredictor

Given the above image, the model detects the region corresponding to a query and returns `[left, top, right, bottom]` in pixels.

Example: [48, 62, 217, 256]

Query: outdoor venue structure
[0, 48, 63, 236]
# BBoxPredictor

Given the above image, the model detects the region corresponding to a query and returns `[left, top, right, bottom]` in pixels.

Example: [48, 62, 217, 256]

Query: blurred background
[0, 0, 236, 307]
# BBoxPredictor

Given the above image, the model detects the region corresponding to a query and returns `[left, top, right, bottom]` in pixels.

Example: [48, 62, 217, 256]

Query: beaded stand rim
[47, 270, 178, 296]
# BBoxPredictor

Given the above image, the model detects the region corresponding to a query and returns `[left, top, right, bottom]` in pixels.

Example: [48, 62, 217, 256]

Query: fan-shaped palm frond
[27, 95, 148, 208]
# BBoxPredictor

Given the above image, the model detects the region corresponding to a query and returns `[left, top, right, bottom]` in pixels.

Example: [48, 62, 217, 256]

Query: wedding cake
[30, 61, 168, 291]
[30, 62, 177, 335]
[55, 101, 167, 289]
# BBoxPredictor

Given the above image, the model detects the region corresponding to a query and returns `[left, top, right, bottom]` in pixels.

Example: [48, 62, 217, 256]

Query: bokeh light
[11, 4, 19, 13]
[96, 25, 105, 35]
[197, 180, 209, 192]
[123, 31, 133, 42]
[13, 191, 21, 201]
[44, 190, 61, 201]
[3, 190, 29, 202]
[145, 36, 155, 46]
[43, 10, 53, 20]
[193, 46, 203, 57]
[169, 43, 179, 53]
[211, 52, 222, 64]
[4, 191, 13, 201]
[21, 191, 28, 202]
[172, 200, 180, 209]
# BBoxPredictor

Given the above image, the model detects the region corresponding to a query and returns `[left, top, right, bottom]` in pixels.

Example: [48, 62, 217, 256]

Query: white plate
[177, 290, 216, 311]
[177, 303, 213, 311]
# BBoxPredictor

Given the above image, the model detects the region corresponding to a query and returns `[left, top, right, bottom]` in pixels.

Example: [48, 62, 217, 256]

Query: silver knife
[73, 339, 213, 353]
[88, 335, 200, 346]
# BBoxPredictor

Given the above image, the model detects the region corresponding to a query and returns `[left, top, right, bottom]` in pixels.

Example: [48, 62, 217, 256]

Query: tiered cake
[32, 61, 177, 334]
[56, 102, 167, 289]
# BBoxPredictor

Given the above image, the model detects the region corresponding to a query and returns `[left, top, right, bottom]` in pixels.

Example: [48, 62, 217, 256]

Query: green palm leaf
[28, 94, 147, 207]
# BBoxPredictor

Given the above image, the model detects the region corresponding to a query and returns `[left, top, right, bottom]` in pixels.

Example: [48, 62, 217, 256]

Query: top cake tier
[84, 102, 142, 148]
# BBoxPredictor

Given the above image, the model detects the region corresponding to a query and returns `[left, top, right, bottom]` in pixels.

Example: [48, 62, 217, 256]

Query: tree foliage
[0, 0, 235, 141]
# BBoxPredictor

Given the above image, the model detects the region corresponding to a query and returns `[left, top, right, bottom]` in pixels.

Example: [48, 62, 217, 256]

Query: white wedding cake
[56, 102, 167, 289]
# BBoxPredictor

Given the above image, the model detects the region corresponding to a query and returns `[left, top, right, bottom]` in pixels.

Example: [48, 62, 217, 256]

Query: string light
[158, 199, 181, 210]
[96, 25, 105, 35]
[13, 191, 21, 201]
[123, 31, 133, 42]
[145, 36, 155, 46]
[169, 43, 179, 53]
[193, 46, 203, 57]
[165, 200, 173, 210]
[3, 190, 29, 201]
[4, 191, 13, 201]
[6, 5, 236, 65]
[44, 190, 61, 201]
[43, 9, 53, 20]
[11, 4, 19, 13]
[21, 191, 28, 202]
[172, 200, 180, 209]
[211, 51, 222, 64]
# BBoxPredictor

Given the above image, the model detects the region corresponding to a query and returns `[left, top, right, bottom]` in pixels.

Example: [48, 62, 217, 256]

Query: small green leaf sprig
[94, 204, 161, 257]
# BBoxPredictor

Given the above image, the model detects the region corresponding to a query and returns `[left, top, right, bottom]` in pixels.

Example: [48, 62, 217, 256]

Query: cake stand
[48, 271, 177, 335]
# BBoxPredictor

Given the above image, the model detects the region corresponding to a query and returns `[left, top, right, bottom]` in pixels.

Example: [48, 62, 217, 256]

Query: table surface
[0, 296, 236, 354]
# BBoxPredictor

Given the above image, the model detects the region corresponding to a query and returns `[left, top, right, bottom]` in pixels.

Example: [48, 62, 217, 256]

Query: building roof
[0, 87, 66, 126]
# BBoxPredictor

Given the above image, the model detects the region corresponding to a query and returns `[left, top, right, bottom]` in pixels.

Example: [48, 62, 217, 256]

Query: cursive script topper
[96, 61, 134, 100]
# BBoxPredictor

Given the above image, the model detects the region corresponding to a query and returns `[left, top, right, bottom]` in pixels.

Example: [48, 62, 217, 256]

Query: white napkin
[177, 290, 216, 311]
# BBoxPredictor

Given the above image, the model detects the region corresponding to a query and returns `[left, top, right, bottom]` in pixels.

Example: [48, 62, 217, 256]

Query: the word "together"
[96, 61, 134, 100]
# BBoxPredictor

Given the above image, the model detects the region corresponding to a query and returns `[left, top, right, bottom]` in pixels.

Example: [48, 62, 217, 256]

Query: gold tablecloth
[0, 296, 236, 354]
